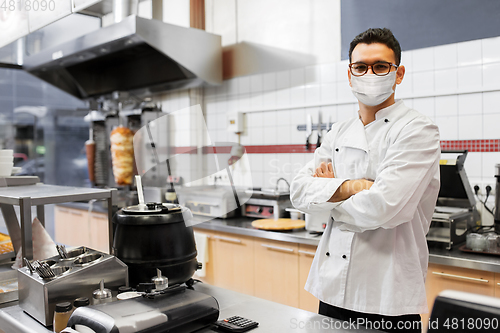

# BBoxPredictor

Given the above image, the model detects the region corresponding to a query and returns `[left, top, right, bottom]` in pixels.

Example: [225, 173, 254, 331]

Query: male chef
[290, 28, 440, 333]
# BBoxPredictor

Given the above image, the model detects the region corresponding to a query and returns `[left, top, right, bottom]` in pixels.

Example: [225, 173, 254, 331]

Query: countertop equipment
[427, 151, 478, 250]
[18, 246, 128, 326]
[243, 189, 292, 219]
[112, 202, 201, 287]
[66, 285, 219, 333]
[176, 186, 240, 219]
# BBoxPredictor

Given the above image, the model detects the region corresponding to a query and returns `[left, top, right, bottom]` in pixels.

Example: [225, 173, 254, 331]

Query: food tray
[251, 218, 305, 230]
[0, 264, 18, 304]
[458, 244, 500, 257]
[0, 233, 16, 263]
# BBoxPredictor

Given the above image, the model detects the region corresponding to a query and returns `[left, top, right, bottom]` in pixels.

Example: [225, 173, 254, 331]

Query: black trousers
[319, 301, 422, 333]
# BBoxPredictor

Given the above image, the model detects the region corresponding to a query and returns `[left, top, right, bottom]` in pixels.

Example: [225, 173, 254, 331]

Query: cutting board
[251, 218, 305, 230]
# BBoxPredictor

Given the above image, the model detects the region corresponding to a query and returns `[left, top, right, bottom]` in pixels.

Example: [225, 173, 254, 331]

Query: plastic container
[73, 297, 91, 333]
[486, 234, 499, 253]
[74, 297, 90, 308]
[466, 233, 486, 251]
[53, 302, 73, 333]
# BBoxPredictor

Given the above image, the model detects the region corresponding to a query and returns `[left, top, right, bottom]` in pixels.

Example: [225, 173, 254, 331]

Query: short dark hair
[349, 28, 401, 65]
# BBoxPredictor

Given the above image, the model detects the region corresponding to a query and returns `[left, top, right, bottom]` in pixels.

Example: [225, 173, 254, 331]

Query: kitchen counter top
[193, 217, 500, 273]
[193, 216, 322, 246]
[0, 283, 378, 333]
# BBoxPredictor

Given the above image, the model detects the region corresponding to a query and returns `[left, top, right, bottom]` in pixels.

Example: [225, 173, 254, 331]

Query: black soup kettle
[112, 203, 201, 287]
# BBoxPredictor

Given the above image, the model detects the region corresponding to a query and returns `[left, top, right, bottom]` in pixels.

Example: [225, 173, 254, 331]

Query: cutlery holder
[18, 246, 128, 326]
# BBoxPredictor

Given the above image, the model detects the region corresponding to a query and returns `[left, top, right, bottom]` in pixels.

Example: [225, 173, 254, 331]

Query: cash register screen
[427, 290, 500, 332]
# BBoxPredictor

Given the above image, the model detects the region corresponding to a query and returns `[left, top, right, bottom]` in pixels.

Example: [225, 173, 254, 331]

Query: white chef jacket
[290, 100, 440, 316]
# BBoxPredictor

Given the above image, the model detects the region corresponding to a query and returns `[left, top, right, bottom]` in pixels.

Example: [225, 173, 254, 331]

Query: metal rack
[0, 183, 114, 261]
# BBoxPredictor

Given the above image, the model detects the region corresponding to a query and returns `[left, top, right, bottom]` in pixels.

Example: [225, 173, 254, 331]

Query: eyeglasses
[349, 61, 398, 76]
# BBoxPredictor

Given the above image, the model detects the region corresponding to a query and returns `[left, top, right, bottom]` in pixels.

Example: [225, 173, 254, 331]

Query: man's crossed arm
[313, 162, 374, 203]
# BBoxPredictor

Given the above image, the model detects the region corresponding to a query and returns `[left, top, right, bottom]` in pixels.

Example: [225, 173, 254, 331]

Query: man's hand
[313, 162, 334, 178]
[312, 161, 373, 202]
[328, 179, 374, 203]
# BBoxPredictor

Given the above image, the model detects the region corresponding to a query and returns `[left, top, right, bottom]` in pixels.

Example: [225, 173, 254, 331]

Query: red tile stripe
[167, 140, 500, 155]
[440, 140, 500, 153]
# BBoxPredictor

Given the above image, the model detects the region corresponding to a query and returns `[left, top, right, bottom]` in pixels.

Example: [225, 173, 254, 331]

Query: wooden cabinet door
[424, 263, 495, 326]
[495, 273, 500, 298]
[89, 213, 109, 253]
[54, 206, 72, 245]
[254, 239, 299, 308]
[192, 229, 216, 286]
[212, 232, 255, 295]
[298, 244, 319, 312]
[54, 206, 90, 247]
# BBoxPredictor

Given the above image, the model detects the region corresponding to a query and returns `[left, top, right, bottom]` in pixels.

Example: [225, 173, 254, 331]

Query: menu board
[28, 0, 72, 31]
[0, 5, 29, 48]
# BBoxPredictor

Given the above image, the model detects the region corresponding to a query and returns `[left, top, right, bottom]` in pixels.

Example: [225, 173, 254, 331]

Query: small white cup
[0, 150, 13, 157]
[0, 162, 14, 177]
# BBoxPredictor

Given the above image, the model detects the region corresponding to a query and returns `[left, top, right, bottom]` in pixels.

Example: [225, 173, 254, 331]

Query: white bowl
[0, 162, 13, 177]
[0, 150, 13, 157]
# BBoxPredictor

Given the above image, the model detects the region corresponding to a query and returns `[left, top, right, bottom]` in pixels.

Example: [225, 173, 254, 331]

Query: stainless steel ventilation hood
[23, 15, 222, 100]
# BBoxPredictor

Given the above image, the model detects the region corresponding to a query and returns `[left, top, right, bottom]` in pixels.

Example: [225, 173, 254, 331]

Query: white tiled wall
[164, 36, 500, 190]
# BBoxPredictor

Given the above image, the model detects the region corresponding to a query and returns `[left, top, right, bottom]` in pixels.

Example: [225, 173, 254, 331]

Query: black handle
[306, 137, 310, 150]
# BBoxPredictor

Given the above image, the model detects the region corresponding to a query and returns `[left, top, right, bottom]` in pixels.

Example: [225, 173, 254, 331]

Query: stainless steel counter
[193, 218, 500, 273]
[0, 283, 378, 332]
[427, 245, 500, 273]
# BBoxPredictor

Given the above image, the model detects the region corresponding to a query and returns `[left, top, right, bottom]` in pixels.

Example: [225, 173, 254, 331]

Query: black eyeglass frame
[348, 61, 399, 77]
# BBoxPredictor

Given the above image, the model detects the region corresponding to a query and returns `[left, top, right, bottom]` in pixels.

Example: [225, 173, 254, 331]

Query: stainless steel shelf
[0, 184, 114, 261]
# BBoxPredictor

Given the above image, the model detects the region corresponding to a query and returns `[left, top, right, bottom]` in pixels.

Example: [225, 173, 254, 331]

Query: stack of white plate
[0, 150, 14, 177]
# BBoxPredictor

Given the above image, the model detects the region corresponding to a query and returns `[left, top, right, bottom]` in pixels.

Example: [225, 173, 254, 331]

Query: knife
[317, 112, 322, 148]
[305, 114, 312, 150]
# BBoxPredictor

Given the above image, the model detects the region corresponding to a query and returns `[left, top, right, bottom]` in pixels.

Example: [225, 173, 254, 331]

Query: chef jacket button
[342, 254, 347, 259]
[335, 148, 339, 152]
[384, 119, 389, 123]
[326, 252, 330, 256]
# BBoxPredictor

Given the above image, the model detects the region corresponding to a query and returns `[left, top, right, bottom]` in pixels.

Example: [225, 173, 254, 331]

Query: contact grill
[427, 151, 479, 250]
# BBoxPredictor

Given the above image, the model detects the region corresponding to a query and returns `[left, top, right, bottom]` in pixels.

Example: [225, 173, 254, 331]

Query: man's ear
[348, 68, 352, 87]
[396, 65, 405, 85]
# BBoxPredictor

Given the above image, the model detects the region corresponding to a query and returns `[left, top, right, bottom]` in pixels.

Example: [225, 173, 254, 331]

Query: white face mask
[350, 71, 397, 106]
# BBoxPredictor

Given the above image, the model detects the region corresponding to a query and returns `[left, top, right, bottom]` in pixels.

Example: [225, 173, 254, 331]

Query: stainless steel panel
[23, 16, 222, 99]
[0, 266, 18, 305]
[18, 247, 128, 326]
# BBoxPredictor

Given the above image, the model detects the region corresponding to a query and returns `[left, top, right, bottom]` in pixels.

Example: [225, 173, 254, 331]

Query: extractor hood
[23, 15, 222, 100]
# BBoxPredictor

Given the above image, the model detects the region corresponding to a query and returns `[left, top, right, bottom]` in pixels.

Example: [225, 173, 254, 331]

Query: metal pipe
[113, 0, 139, 23]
